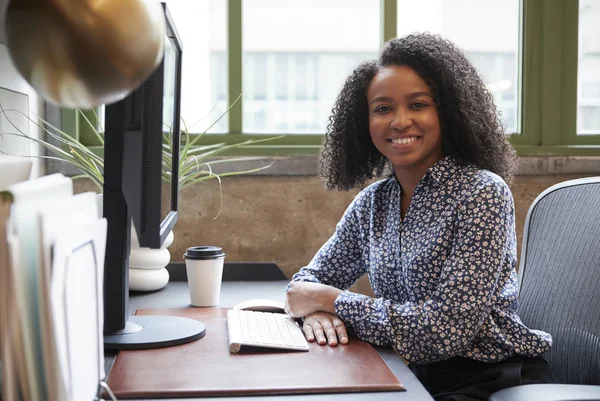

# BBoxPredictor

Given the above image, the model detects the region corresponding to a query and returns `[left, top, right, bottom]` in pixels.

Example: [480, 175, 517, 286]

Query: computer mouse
[232, 298, 286, 314]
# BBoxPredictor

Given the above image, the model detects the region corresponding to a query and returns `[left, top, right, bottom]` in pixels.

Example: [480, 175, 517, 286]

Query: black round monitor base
[104, 315, 206, 350]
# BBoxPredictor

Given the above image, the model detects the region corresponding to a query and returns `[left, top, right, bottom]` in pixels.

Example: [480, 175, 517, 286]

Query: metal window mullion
[512, 0, 542, 147]
[227, 0, 243, 133]
[381, 0, 397, 47]
[59, 108, 78, 141]
[79, 109, 100, 146]
[540, 0, 569, 146]
[560, 0, 579, 143]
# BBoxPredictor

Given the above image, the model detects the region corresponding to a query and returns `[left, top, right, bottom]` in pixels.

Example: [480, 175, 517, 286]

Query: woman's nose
[390, 108, 411, 131]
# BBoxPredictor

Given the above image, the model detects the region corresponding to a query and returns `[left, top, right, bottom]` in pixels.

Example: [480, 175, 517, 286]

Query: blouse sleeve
[290, 189, 371, 290]
[334, 179, 515, 363]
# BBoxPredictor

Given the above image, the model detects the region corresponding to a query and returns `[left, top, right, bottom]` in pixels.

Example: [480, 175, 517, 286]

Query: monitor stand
[104, 315, 206, 350]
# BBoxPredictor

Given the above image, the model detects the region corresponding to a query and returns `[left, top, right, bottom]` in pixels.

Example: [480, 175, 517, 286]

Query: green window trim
[57, 0, 600, 159]
[60, 108, 101, 147]
[381, 0, 397, 46]
[228, 0, 243, 134]
[514, 0, 600, 151]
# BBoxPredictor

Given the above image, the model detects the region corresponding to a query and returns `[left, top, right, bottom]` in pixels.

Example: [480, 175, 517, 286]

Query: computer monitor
[102, 3, 205, 350]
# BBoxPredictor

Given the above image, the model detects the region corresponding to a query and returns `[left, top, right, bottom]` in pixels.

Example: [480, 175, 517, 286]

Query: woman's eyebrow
[406, 91, 433, 100]
[369, 96, 394, 105]
[370, 92, 433, 105]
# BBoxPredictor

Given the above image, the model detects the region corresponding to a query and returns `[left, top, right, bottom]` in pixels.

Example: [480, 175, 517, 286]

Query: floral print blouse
[292, 156, 552, 365]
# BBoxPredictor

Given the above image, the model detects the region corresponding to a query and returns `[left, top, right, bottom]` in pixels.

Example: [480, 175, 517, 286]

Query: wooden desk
[104, 281, 434, 401]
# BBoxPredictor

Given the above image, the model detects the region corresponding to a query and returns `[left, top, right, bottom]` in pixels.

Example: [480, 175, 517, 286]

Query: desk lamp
[4, 0, 165, 108]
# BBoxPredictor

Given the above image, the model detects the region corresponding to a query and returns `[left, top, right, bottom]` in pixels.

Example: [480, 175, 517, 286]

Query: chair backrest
[518, 177, 600, 385]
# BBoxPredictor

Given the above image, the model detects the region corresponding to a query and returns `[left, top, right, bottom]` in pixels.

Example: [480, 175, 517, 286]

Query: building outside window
[578, 0, 600, 135]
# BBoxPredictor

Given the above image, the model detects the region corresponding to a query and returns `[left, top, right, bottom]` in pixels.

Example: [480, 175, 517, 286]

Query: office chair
[490, 177, 600, 401]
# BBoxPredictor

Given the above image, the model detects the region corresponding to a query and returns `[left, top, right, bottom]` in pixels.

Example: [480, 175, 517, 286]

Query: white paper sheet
[50, 218, 107, 401]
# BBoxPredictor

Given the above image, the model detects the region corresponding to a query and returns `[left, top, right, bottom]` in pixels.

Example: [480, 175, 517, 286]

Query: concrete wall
[74, 171, 596, 296]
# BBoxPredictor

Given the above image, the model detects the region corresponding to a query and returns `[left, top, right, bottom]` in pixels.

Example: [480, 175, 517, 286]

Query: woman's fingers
[310, 321, 327, 345]
[303, 312, 349, 346]
[303, 322, 315, 342]
[320, 320, 339, 346]
[332, 317, 349, 344]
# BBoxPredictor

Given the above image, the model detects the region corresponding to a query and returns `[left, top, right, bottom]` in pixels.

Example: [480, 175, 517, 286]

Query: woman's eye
[411, 102, 428, 109]
[374, 105, 390, 113]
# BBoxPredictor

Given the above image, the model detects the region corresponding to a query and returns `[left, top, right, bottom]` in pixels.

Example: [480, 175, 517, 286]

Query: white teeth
[391, 137, 418, 144]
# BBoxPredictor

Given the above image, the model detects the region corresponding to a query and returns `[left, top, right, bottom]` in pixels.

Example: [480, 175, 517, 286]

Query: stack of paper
[0, 173, 108, 401]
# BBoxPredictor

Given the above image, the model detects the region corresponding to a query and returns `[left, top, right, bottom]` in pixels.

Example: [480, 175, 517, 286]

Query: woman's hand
[303, 312, 349, 346]
[284, 281, 342, 318]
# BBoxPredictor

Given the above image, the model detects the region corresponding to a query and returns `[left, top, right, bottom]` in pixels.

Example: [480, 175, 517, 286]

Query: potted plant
[0, 96, 276, 192]
[0, 99, 280, 290]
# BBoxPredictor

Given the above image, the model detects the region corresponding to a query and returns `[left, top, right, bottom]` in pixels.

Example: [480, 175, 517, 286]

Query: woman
[284, 33, 553, 400]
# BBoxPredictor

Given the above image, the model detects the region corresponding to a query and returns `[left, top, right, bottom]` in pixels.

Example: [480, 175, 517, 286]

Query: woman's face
[367, 64, 443, 175]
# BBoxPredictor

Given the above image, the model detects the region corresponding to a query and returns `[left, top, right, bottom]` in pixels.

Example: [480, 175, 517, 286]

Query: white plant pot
[128, 224, 173, 292]
[96, 193, 172, 292]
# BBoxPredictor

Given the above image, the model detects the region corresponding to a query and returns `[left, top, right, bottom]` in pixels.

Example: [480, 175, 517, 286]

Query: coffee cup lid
[184, 246, 225, 260]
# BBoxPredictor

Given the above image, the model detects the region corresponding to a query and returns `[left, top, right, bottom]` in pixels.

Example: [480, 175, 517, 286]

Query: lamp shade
[4, 0, 166, 108]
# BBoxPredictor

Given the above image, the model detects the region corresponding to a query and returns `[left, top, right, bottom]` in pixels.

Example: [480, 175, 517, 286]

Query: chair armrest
[490, 384, 600, 401]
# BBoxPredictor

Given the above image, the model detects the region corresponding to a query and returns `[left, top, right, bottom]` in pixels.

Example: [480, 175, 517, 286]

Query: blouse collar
[391, 155, 459, 188]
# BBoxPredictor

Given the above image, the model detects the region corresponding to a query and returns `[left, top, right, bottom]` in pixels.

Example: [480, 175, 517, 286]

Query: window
[164, 0, 227, 133]
[578, 0, 600, 135]
[174, 0, 600, 156]
[241, 0, 380, 134]
[397, 0, 520, 134]
[54, 0, 598, 161]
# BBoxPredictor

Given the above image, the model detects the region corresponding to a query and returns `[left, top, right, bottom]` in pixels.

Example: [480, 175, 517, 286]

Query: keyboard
[226, 309, 309, 353]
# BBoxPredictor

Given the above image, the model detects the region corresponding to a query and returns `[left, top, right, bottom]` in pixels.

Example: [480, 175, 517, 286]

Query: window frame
[61, 0, 600, 158]
[513, 0, 600, 156]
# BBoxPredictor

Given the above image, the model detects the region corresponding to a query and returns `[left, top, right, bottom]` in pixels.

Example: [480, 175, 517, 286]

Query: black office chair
[490, 177, 600, 401]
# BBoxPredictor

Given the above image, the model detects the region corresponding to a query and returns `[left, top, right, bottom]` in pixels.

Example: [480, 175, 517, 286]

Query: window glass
[165, 0, 227, 133]
[578, 0, 600, 135]
[397, 0, 520, 134]
[242, 0, 380, 134]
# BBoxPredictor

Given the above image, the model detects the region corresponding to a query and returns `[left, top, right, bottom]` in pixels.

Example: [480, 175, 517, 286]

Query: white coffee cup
[183, 246, 226, 307]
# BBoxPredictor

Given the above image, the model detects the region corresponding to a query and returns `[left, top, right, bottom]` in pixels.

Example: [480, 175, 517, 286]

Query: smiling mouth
[389, 137, 419, 145]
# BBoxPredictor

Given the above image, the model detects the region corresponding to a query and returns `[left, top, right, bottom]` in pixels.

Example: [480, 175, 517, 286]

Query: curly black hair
[320, 33, 518, 191]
